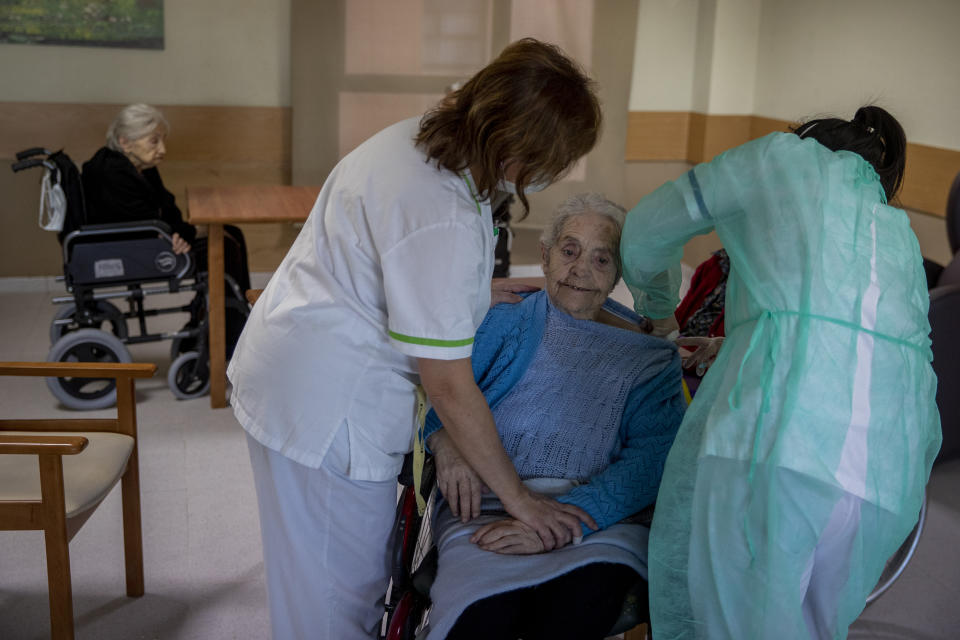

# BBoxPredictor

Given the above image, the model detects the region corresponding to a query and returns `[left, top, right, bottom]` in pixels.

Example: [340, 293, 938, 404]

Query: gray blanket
[423, 479, 649, 640]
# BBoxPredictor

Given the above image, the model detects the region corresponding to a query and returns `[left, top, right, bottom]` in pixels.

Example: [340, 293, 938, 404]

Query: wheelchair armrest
[62, 221, 192, 286]
[64, 221, 176, 258]
[78, 220, 174, 236]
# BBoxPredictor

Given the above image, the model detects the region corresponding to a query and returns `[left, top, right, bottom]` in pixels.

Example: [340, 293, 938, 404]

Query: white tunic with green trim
[228, 117, 495, 482]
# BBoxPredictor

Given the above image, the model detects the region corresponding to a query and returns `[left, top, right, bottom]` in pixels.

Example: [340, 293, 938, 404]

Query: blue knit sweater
[424, 291, 685, 535]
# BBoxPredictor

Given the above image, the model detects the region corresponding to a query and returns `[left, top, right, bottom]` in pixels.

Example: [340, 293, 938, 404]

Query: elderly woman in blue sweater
[421, 193, 686, 640]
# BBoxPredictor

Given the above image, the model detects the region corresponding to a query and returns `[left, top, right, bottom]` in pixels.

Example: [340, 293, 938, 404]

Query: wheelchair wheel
[385, 590, 430, 640]
[866, 493, 927, 606]
[169, 332, 198, 361]
[382, 459, 436, 640]
[46, 328, 132, 410]
[49, 301, 128, 344]
[168, 350, 211, 400]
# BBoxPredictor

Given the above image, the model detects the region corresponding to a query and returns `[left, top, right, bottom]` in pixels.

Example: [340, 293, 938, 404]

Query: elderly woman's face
[541, 212, 619, 320]
[120, 125, 166, 171]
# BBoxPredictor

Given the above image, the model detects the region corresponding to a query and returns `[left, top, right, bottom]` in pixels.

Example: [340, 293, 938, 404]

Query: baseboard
[0, 276, 61, 293]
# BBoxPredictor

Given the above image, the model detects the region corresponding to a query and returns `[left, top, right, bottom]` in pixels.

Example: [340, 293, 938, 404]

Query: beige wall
[755, 0, 960, 150]
[0, 0, 291, 107]
[626, 0, 958, 265]
[629, 0, 699, 111]
[630, 0, 960, 149]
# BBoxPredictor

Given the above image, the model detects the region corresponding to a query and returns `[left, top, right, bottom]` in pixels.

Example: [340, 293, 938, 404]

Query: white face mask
[497, 178, 550, 195]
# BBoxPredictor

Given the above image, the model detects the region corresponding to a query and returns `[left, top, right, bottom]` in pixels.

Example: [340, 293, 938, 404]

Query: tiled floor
[1, 272, 958, 639]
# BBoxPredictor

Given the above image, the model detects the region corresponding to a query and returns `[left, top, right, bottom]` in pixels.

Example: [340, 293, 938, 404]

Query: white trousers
[688, 457, 863, 640]
[246, 428, 397, 640]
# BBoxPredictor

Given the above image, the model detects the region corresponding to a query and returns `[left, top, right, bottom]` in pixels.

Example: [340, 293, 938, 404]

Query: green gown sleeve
[621, 134, 775, 319]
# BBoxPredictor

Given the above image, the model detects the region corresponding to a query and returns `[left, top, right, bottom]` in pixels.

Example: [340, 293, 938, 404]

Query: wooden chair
[0, 361, 156, 640]
[245, 288, 263, 305]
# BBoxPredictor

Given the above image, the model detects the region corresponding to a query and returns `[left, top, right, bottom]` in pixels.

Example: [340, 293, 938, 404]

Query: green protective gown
[621, 132, 941, 639]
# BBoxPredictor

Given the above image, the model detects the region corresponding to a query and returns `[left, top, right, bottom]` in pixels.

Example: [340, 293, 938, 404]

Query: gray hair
[106, 103, 169, 152]
[540, 193, 627, 280]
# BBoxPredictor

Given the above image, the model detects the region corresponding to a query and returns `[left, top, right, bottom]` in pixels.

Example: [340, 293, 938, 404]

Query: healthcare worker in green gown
[621, 105, 941, 640]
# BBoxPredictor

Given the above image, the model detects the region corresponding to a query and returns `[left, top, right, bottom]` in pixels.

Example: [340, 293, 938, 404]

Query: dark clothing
[446, 563, 642, 640]
[82, 146, 197, 244]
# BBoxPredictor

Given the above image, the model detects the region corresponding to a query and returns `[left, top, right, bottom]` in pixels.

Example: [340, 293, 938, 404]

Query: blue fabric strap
[687, 169, 711, 220]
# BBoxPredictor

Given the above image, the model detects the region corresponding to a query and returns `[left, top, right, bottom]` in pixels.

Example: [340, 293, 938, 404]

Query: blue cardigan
[423, 291, 685, 535]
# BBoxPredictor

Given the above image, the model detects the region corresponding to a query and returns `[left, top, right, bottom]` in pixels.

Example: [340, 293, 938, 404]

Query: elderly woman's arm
[556, 360, 686, 536]
[472, 360, 686, 554]
[419, 357, 596, 551]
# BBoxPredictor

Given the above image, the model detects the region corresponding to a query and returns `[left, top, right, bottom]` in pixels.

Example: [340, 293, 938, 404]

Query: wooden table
[187, 185, 320, 408]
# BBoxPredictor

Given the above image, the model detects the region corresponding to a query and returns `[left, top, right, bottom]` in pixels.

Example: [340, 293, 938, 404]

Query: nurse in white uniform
[227, 38, 602, 639]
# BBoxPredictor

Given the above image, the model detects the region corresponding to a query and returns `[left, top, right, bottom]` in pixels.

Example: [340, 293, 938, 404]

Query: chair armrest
[0, 362, 156, 379]
[0, 434, 88, 455]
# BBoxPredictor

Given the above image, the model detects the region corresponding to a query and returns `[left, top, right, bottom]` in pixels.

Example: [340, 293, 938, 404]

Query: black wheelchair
[12, 147, 248, 409]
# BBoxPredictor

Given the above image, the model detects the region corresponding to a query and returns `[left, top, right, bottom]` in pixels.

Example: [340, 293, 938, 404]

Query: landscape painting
[0, 0, 163, 49]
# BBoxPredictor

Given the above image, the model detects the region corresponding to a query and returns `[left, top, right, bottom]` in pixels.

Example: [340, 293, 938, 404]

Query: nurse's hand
[677, 336, 723, 376]
[499, 487, 596, 551]
[429, 430, 485, 522]
[471, 518, 547, 555]
[490, 279, 541, 306]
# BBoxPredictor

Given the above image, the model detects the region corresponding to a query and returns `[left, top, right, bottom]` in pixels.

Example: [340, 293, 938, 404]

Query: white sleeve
[381, 221, 491, 360]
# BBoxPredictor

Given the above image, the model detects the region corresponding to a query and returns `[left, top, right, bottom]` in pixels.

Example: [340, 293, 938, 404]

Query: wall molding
[626, 111, 960, 217]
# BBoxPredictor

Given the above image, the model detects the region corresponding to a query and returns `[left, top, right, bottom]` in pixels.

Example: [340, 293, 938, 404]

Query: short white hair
[540, 193, 626, 280]
[106, 103, 169, 151]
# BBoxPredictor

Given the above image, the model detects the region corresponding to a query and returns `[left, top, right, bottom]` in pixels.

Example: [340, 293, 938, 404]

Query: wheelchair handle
[10, 157, 48, 173]
[15, 147, 50, 161]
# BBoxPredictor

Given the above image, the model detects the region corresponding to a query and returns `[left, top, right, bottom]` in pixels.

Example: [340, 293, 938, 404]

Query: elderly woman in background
[82, 103, 250, 356]
[421, 193, 686, 640]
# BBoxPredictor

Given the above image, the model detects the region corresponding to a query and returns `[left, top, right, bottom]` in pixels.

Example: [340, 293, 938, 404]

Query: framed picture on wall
[0, 0, 164, 50]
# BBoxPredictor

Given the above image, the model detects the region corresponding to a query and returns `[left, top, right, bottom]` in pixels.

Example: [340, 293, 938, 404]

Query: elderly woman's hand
[498, 487, 596, 550]
[648, 314, 679, 338]
[471, 518, 548, 555]
[676, 336, 724, 376]
[428, 430, 485, 523]
[170, 232, 191, 255]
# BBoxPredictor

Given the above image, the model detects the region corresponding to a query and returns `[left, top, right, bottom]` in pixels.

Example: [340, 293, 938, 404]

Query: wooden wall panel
[700, 115, 753, 165]
[626, 110, 959, 217]
[902, 143, 960, 217]
[1, 102, 293, 277]
[750, 115, 792, 139]
[625, 111, 690, 161]
[685, 112, 707, 165]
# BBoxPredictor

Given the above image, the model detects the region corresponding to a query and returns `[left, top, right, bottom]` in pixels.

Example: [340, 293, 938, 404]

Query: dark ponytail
[793, 105, 907, 201]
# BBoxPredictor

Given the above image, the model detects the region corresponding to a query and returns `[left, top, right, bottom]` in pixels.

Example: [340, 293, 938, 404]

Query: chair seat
[0, 431, 134, 518]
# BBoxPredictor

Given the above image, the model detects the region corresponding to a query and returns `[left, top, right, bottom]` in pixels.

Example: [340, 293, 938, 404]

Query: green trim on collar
[460, 173, 482, 216]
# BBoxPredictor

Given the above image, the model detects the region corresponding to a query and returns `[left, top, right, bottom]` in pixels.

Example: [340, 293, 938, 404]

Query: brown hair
[416, 38, 602, 217]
